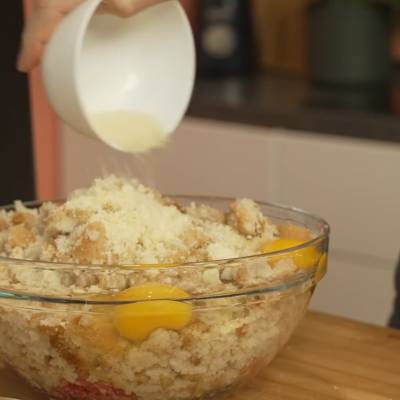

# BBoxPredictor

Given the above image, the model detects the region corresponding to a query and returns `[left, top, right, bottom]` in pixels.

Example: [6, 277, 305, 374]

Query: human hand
[17, 0, 166, 72]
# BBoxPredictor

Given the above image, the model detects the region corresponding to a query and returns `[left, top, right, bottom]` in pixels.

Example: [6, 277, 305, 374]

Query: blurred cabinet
[60, 117, 400, 326]
[274, 131, 399, 325]
[276, 131, 400, 265]
[312, 251, 395, 326]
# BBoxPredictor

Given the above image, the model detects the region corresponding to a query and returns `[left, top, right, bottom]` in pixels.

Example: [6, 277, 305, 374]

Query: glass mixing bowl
[0, 197, 329, 400]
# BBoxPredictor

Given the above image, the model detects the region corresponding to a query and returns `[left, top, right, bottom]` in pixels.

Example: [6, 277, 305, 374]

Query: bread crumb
[0, 218, 7, 232]
[1, 176, 272, 265]
[7, 224, 35, 248]
[11, 211, 37, 228]
[227, 199, 266, 237]
[186, 203, 225, 224]
[202, 268, 221, 285]
[72, 222, 107, 264]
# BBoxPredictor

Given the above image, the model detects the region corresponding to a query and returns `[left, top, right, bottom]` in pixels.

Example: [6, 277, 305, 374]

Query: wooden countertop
[233, 312, 400, 400]
[1, 312, 399, 400]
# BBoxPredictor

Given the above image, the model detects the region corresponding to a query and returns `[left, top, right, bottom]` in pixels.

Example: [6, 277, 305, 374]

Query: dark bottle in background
[197, 0, 253, 76]
[308, 0, 391, 86]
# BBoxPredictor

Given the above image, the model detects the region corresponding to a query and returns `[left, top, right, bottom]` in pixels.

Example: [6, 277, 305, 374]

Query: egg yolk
[260, 239, 321, 269]
[112, 283, 192, 341]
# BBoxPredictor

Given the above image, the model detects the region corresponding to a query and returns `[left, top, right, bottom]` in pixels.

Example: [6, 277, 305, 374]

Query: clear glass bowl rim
[0, 196, 330, 304]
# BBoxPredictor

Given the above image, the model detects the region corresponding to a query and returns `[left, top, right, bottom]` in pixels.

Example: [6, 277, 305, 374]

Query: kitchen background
[2, 0, 400, 327]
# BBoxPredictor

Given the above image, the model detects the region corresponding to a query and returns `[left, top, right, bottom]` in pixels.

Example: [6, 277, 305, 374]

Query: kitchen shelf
[188, 73, 400, 144]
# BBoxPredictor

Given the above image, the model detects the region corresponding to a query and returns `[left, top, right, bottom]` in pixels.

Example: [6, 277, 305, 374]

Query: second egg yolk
[260, 239, 321, 269]
[111, 283, 192, 341]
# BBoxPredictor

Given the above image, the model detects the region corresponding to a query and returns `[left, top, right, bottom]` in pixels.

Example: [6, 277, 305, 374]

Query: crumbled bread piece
[41, 241, 58, 262]
[45, 208, 90, 237]
[12, 211, 37, 228]
[6, 224, 35, 248]
[38, 201, 58, 220]
[278, 223, 312, 241]
[206, 243, 238, 261]
[75, 272, 99, 288]
[0, 218, 7, 232]
[202, 268, 221, 285]
[162, 197, 185, 212]
[98, 273, 127, 290]
[180, 228, 209, 259]
[71, 222, 107, 264]
[14, 200, 38, 215]
[186, 203, 225, 224]
[0, 211, 9, 253]
[227, 199, 266, 237]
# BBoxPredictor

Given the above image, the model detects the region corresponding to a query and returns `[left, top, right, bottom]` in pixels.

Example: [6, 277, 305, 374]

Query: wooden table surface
[1, 311, 399, 400]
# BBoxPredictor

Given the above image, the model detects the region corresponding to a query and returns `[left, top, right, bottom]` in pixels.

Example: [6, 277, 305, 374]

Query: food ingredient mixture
[0, 176, 325, 400]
